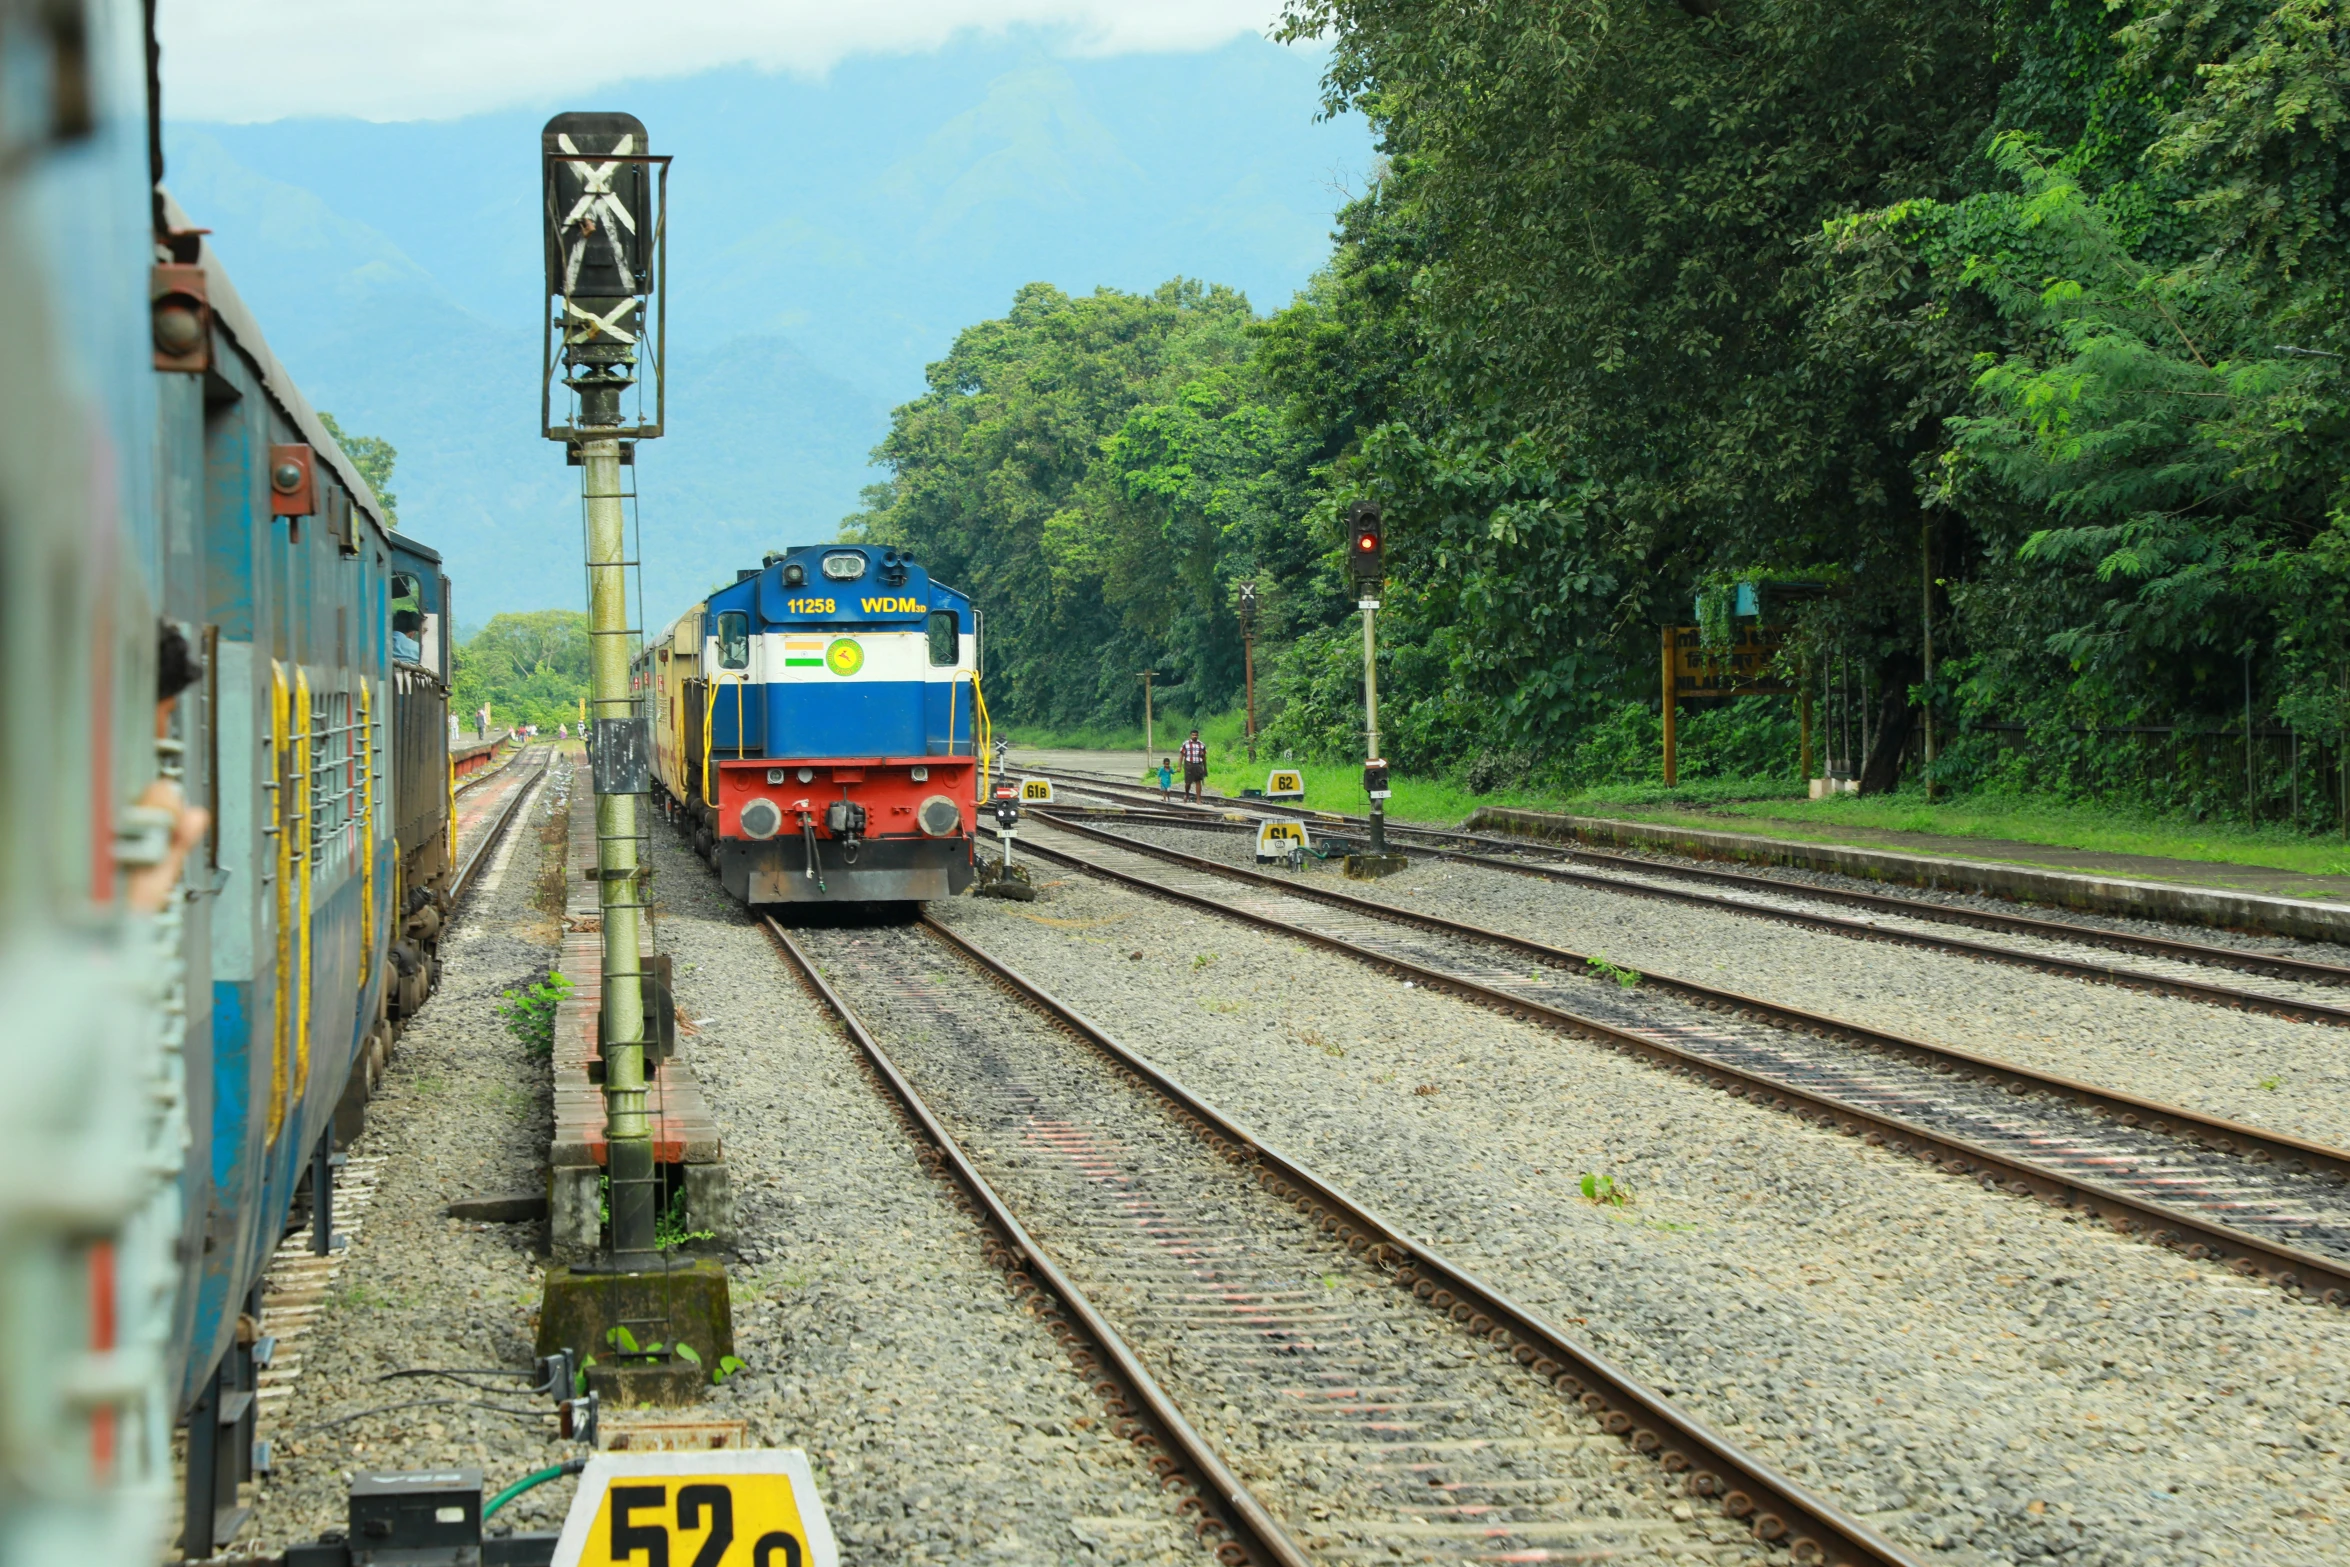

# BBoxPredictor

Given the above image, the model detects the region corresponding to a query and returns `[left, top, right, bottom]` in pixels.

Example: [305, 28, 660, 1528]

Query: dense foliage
[319, 411, 398, 522]
[451, 611, 589, 732]
[855, 1, 2350, 821]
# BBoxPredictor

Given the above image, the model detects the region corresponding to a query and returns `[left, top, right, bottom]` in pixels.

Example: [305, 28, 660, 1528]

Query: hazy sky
[160, 0, 1298, 121]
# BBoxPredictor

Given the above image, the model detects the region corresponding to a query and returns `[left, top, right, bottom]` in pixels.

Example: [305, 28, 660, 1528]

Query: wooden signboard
[1661, 625, 1804, 787]
[1670, 624, 1794, 699]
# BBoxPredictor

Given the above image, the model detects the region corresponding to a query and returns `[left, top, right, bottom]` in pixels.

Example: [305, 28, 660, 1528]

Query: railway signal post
[1237, 581, 1259, 763]
[538, 112, 729, 1397]
[1345, 503, 1407, 878]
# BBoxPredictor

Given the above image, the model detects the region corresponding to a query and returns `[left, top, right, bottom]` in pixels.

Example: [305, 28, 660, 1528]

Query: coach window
[717, 611, 751, 670]
[927, 609, 958, 666]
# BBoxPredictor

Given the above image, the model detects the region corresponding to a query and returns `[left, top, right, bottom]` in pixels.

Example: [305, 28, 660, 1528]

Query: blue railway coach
[646, 544, 985, 903]
[2, 4, 465, 1556]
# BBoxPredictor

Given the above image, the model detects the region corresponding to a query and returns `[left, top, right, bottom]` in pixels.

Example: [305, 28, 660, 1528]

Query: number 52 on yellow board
[552, 1450, 838, 1567]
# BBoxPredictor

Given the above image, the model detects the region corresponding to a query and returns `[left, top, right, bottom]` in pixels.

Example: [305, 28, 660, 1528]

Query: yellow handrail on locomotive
[700, 678, 719, 807]
[293, 668, 314, 1104]
[970, 670, 992, 802]
[268, 662, 290, 1147]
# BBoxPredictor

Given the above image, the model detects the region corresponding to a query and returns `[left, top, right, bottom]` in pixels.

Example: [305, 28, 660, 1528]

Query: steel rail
[913, 914, 1925, 1567]
[1004, 817, 2350, 1305]
[1040, 804, 2350, 1026]
[448, 756, 550, 907]
[454, 736, 530, 796]
[1033, 811, 2350, 1185]
[761, 917, 1308, 1567]
[1025, 767, 2350, 993]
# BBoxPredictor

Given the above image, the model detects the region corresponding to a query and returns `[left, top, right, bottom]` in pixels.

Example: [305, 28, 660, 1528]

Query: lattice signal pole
[541, 113, 669, 1267]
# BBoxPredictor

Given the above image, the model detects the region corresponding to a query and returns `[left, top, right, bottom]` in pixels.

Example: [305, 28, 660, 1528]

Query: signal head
[1345, 500, 1385, 585]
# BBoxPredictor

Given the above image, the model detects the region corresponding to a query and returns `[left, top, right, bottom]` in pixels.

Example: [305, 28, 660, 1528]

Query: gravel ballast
[795, 921, 1767, 1565]
[934, 853, 2350, 1567]
[1102, 817, 2350, 1156]
[240, 759, 580, 1549]
[645, 819, 1196, 1563]
[237, 765, 1195, 1565]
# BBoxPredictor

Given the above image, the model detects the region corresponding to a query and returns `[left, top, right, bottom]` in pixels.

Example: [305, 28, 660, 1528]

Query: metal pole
[1363, 597, 1385, 854]
[1244, 624, 1257, 764]
[583, 433, 655, 1265]
[1138, 671, 1157, 780]
[1922, 519, 1936, 802]
[1799, 678, 1813, 785]
[2245, 648, 2255, 823]
[1661, 625, 1677, 788]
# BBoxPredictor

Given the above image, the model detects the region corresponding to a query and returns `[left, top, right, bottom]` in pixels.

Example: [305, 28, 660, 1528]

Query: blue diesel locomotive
[644, 544, 985, 903]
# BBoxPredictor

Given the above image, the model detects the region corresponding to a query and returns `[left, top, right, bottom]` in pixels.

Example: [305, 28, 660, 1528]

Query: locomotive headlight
[797, 767, 814, 784]
[908, 765, 929, 782]
[782, 562, 806, 586]
[740, 798, 783, 839]
[766, 767, 787, 784]
[821, 550, 866, 581]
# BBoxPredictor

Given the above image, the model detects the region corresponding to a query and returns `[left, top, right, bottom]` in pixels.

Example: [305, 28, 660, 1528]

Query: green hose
[484, 1459, 586, 1519]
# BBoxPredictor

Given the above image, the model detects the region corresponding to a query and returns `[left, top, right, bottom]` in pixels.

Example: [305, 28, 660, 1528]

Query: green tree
[452, 611, 589, 730]
[318, 410, 398, 522]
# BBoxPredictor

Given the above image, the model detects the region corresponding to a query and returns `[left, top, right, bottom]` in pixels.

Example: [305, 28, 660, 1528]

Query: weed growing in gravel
[496, 971, 573, 1055]
[1585, 953, 1641, 989]
[1579, 1172, 1631, 1206]
[1193, 951, 1218, 970]
[2259, 1075, 2284, 1090]
[656, 1187, 716, 1250]
[1298, 1029, 1343, 1058]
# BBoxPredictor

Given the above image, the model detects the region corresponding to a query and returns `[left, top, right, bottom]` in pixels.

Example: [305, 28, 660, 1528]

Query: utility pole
[1137, 671, 1158, 780]
[542, 113, 668, 1268]
[1921, 519, 1937, 802]
[1661, 625, 1678, 788]
[1237, 582, 1258, 764]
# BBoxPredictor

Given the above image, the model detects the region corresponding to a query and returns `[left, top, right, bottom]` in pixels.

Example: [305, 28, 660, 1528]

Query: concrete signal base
[1341, 852, 1410, 880]
[538, 1258, 734, 1409]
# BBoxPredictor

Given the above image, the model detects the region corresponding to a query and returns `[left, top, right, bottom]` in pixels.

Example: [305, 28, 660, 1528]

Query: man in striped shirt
[1180, 729, 1208, 803]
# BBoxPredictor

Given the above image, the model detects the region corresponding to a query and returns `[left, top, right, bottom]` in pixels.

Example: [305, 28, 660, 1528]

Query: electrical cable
[375, 1367, 554, 1392]
[484, 1458, 589, 1520]
[287, 1395, 555, 1436]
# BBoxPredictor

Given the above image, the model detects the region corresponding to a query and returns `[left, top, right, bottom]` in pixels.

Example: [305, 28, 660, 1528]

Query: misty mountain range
[163, 32, 1368, 629]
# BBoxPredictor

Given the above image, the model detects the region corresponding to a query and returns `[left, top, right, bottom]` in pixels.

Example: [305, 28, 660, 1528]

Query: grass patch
[1017, 712, 2350, 877]
[496, 971, 572, 1056]
[1579, 1172, 1631, 1207]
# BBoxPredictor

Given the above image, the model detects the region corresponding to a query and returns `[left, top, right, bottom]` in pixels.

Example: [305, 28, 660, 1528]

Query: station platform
[550, 776, 733, 1258]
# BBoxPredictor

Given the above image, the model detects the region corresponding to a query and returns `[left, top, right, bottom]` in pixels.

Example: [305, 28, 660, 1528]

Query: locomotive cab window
[717, 611, 751, 670]
[389, 573, 425, 663]
[927, 609, 959, 666]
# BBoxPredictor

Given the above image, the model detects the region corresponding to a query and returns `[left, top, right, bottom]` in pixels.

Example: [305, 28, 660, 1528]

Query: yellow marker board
[1264, 770, 1305, 800]
[1019, 777, 1056, 804]
[1256, 819, 1311, 860]
[553, 1450, 838, 1567]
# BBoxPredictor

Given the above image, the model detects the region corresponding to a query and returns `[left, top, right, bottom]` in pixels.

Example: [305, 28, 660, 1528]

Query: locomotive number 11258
[785, 598, 837, 614]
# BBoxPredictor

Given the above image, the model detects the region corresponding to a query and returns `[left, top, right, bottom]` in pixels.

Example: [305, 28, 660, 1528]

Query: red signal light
[1346, 500, 1384, 585]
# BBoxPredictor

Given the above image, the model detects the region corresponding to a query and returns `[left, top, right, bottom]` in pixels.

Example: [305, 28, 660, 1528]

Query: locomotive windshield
[717, 611, 750, 669]
[927, 609, 958, 666]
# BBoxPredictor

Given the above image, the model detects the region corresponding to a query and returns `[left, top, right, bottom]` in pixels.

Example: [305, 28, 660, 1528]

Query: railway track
[448, 751, 551, 906]
[995, 811, 2350, 1304]
[765, 911, 1923, 1567]
[1020, 768, 2350, 1024]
